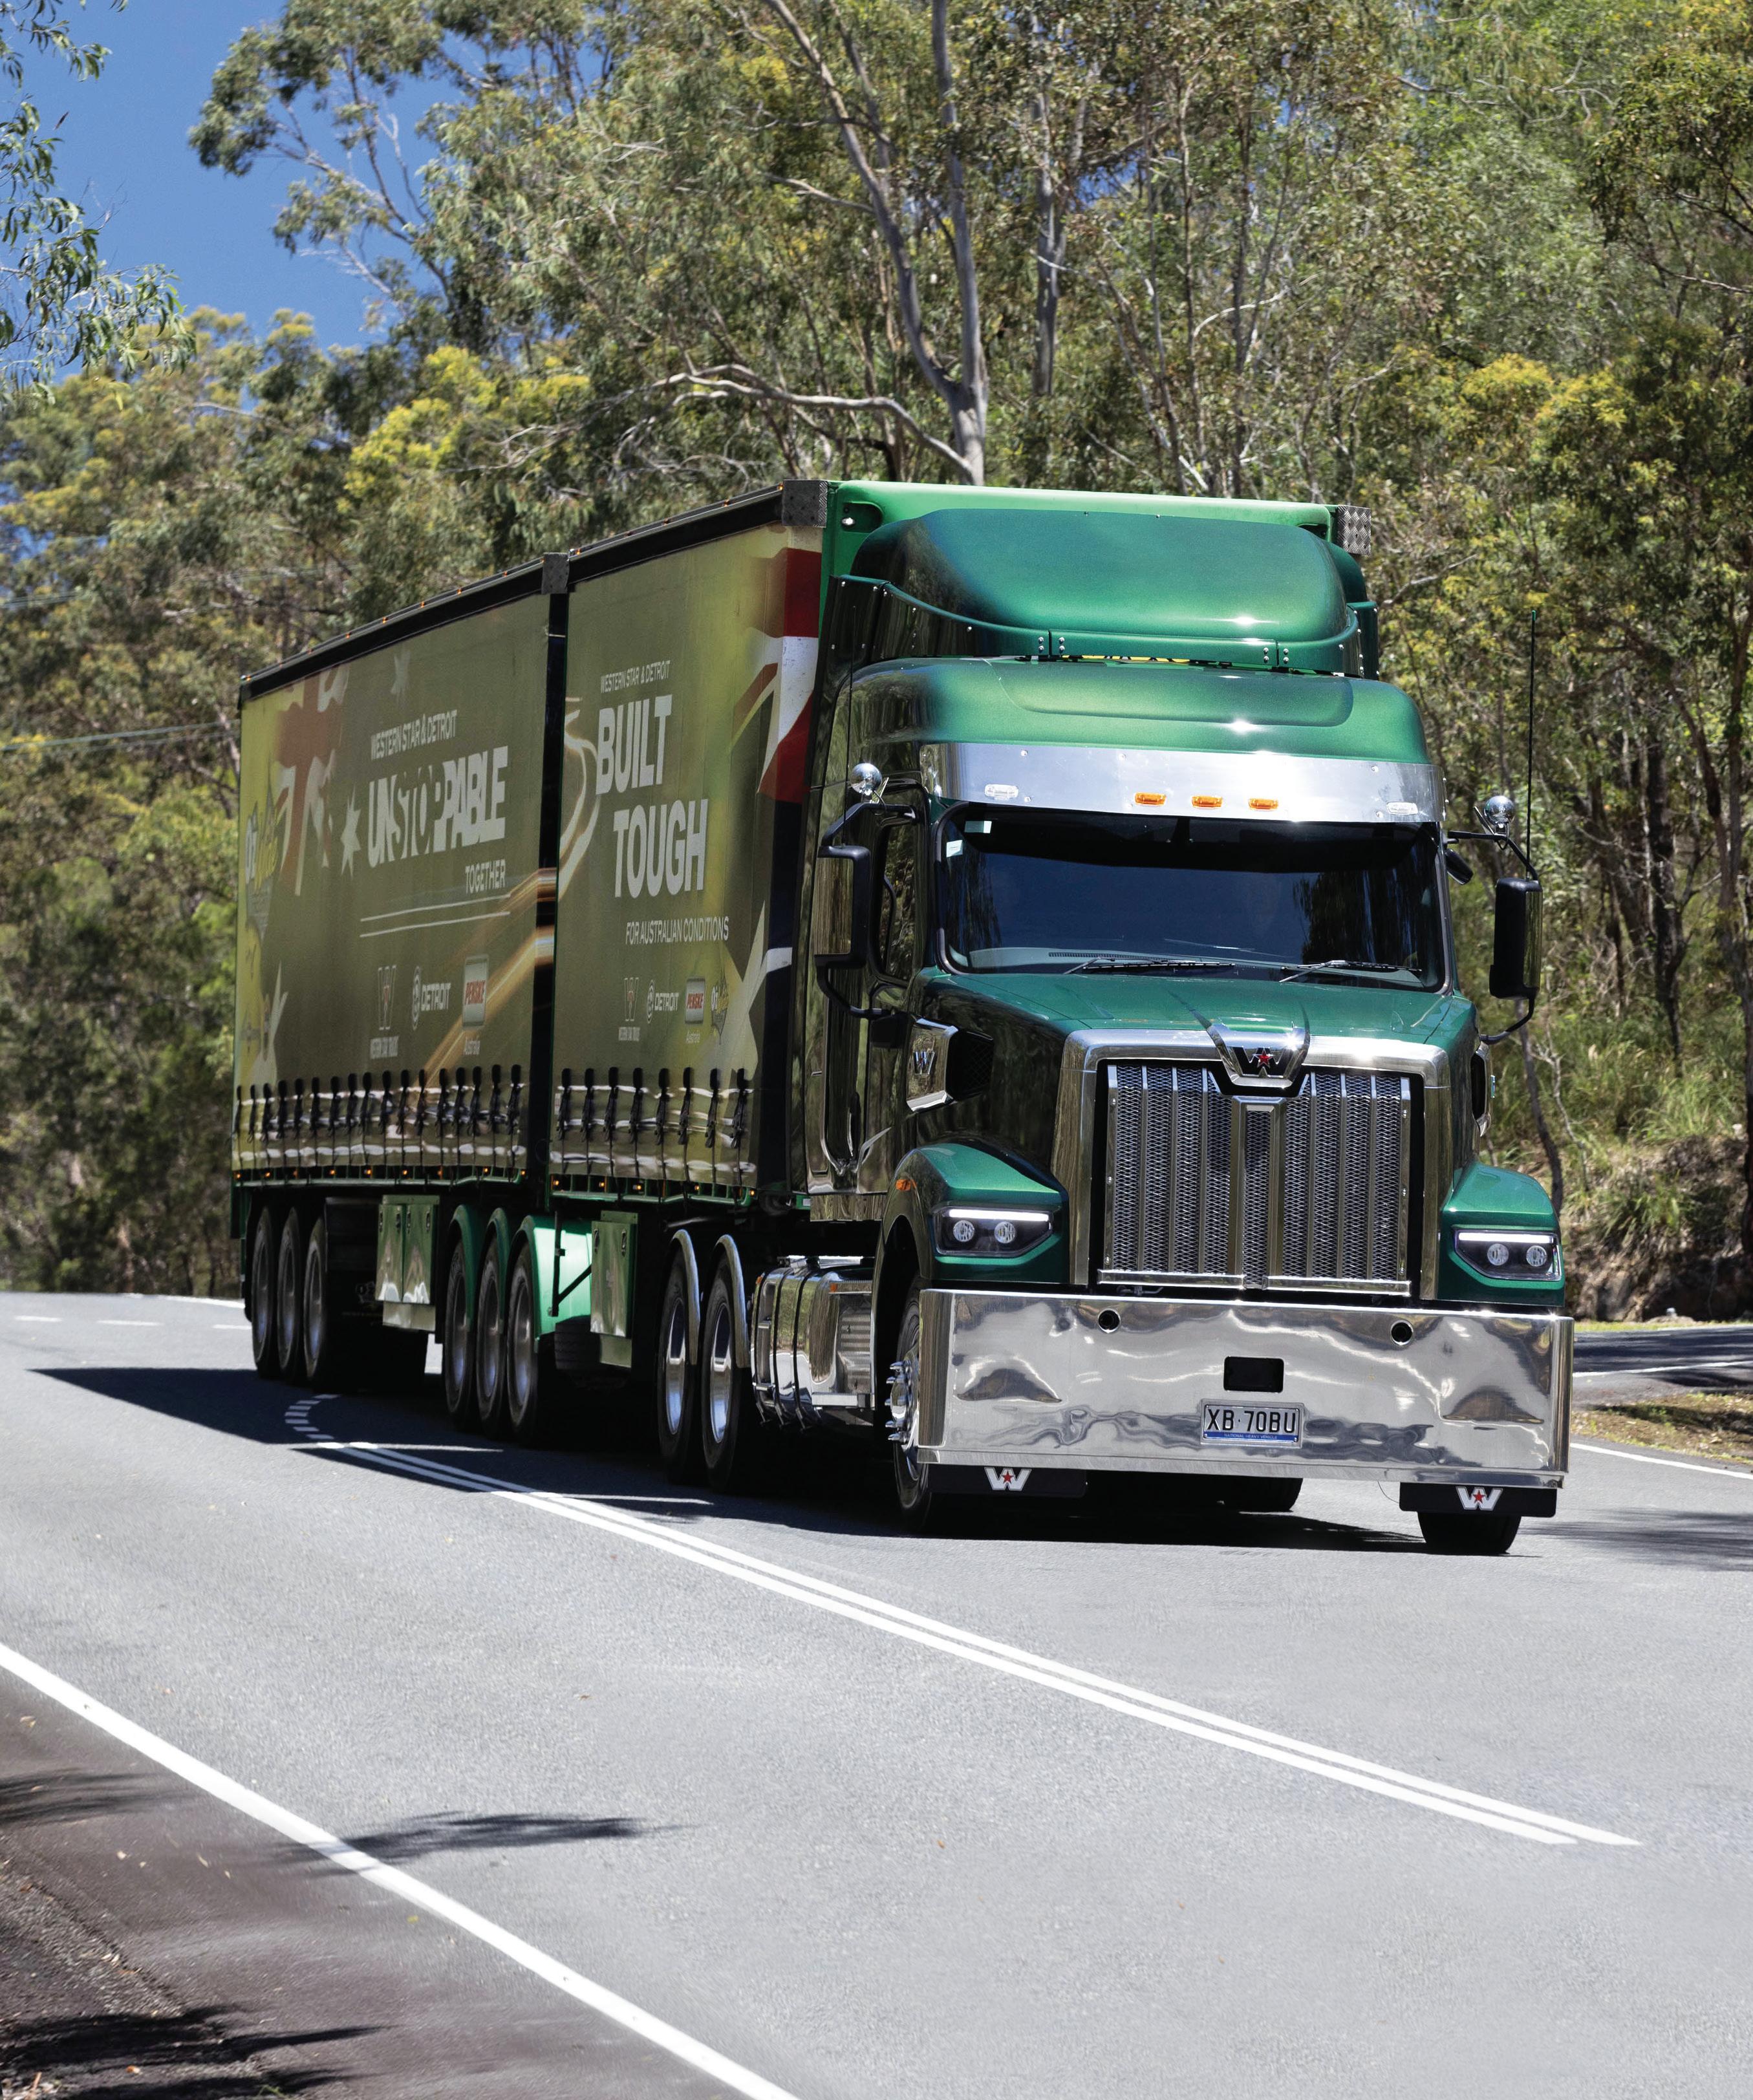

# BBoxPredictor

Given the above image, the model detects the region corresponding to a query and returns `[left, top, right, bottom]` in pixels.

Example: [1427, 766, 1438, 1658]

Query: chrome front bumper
[916, 1291, 1571, 1486]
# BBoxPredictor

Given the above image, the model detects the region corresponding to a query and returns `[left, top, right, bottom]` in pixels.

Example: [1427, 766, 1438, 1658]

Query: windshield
[940, 811, 1444, 984]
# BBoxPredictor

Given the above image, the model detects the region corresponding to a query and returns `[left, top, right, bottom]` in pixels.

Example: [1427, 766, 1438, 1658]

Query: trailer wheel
[887, 1280, 937, 1531]
[656, 1252, 700, 1481]
[300, 1217, 343, 1388]
[274, 1211, 307, 1382]
[1418, 1510, 1522, 1556]
[506, 1245, 563, 1447]
[474, 1241, 511, 1438]
[700, 1263, 764, 1493]
[248, 1210, 280, 1380]
[441, 1248, 474, 1427]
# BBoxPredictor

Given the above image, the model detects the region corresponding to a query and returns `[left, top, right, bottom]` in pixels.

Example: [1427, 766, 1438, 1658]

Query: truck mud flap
[931, 1465, 1087, 1499]
[1399, 1484, 1557, 1518]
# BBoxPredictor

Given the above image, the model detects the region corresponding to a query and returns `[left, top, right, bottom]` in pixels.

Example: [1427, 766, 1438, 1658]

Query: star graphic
[339, 793, 361, 875]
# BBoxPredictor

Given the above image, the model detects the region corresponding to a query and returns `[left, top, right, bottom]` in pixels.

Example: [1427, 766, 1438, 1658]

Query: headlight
[932, 1207, 1055, 1258]
[1452, 1228, 1560, 1281]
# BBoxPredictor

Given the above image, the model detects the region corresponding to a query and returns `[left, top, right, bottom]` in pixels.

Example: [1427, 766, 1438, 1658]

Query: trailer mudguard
[517, 1214, 594, 1338]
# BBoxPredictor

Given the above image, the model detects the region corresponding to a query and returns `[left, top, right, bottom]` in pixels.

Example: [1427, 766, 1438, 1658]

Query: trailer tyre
[700, 1263, 764, 1493]
[656, 1254, 701, 1481]
[506, 1245, 563, 1447]
[1418, 1510, 1522, 1556]
[300, 1218, 343, 1388]
[474, 1241, 511, 1439]
[441, 1249, 475, 1427]
[249, 1211, 280, 1380]
[887, 1280, 937, 1531]
[274, 1212, 307, 1382]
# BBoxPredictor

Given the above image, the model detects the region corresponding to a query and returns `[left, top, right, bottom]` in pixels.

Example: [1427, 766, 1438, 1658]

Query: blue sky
[35, 0, 423, 350]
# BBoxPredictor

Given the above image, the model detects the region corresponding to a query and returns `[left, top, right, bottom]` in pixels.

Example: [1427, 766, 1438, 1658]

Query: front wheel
[886, 1280, 936, 1530]
[506, 1245, 563, 1447]
[1419, 1510, 1522, 1556]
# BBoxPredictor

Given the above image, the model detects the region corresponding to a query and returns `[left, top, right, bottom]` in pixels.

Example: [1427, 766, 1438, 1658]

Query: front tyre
[1419, 1510, 1522, 1556]
[249, 1209, 280, 1380]
[887, 1280, 936, 1530]
[655, 1252, 700, 1482]
[506, 1245, 563, 1447]
[274, 1211, 307, 1383]
[700, 1263, 764, 1494]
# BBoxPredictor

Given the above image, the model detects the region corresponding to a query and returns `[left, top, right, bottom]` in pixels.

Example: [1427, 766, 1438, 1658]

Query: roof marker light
[1192, 795, 1223, 810]
[1134, 791, 1167, 807]
[1249, 797, 1279, 811]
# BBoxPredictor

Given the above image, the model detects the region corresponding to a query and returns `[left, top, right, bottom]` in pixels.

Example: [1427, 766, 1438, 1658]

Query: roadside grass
[1576, 1396, 1753, 1467]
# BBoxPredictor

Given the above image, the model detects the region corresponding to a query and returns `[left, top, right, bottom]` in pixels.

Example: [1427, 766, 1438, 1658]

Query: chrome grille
[1102, 1063, 1412, 1294]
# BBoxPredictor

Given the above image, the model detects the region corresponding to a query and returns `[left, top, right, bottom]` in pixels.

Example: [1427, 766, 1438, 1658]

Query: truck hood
[929, 970, 1461, 1048]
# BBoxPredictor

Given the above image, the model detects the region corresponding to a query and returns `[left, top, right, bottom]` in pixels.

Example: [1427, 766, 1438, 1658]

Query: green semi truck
[232, 480, 1569, 1552]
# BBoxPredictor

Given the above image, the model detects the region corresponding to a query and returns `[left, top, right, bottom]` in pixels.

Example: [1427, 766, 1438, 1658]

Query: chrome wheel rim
[662, 1298, 689, 1441]
[705, 1302, 733, 1451]
[888, 1299, 927, 1505]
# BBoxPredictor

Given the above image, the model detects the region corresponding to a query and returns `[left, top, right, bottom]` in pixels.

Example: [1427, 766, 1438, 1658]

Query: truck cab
[791, 494, 1565, 1549]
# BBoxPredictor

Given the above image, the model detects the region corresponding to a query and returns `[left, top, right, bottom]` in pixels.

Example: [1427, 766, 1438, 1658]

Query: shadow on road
[41, 1364, 1417, 1556]
[1555, 1510, 1753, 1569]
[0, 1770, 175, 1830]
[339, 1809, 652, 1863]
[0, 2009, 356, 2097]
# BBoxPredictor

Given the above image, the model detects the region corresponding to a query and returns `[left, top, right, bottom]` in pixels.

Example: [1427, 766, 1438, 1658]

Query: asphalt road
[3, 1297, 1751, 2099]
[1571, 1320, 1753, 1404]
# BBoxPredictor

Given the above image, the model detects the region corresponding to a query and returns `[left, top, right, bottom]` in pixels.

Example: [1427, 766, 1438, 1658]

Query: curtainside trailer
[233, 481, 1569, 1552]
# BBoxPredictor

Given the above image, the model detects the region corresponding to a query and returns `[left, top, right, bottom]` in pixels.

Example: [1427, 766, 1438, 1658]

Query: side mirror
[812, 841, 874, 976]
[1489, 877, 1542, 1002]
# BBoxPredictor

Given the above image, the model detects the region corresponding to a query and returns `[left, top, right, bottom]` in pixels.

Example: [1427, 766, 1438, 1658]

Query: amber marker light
[1191, 794, 1223, 809]
[1134, 790, 1167, 807]
[1249, 797, 1280, 811]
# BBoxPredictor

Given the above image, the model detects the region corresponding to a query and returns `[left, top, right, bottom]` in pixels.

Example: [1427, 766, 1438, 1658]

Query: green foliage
[2, 0, 1753, 1302]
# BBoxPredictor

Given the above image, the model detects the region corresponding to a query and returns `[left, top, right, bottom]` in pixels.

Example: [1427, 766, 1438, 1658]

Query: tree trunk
[1517, 1022, 1565, 1219]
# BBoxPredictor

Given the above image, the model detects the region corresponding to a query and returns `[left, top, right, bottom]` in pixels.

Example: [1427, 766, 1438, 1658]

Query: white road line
[286, 1401, 1633, 1850]
[0, 1640, 801, 2100]
[13, 1316, 59, 1323]
[98, 1320, 160, 1327]
[1573, 1441, 1753, 1479]
[1575, 1358, 1753, 1378]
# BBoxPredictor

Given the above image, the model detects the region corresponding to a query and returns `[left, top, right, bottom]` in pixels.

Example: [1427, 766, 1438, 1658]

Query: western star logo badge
[1209, 1022, 1309, 1089]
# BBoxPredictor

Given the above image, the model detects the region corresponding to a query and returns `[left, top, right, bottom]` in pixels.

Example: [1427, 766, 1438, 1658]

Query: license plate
[1201, 1401, 1302, 1448]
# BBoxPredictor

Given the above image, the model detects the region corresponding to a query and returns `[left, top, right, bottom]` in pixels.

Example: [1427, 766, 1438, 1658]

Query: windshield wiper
[1278, 958, 1413, 984]
[1067, 955, 1240, 975]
